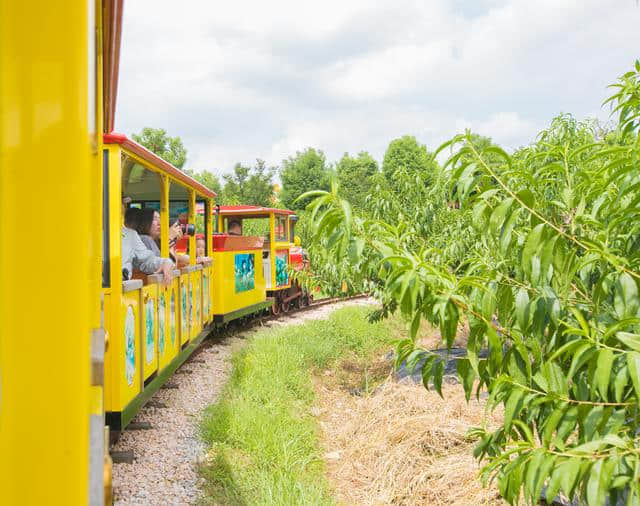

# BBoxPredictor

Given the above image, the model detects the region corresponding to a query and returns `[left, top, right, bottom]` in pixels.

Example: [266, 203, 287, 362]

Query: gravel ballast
[111, 298, 373, 505]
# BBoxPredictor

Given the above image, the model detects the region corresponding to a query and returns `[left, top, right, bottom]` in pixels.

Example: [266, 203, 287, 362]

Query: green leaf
[457, 358, 475, 401]
[555, 406, 579, 444]
[586, 459, 615, 506]
[595, 349, 614, 400]
[515, 288, 530, 331]
[487, 326, 502, 373]
[420, 355, 436, 389]
[582, 406, 604, 441]
[542, 406, 566, 446]
[516, 188, 535, 209]
[499, 207, 521, 254]
[489, 198, 514, 236]
[615, 332, 640, 352]
[559, 458, 582, 499]
[525, 449, 545, 503]
[568, 343, 596, 379]
[614, 273, 640, 319]
[504, 388, 524, 432]
[432, 359, 444, 397]
[545, 458, 565, 504]
[626, 351, 640, 399]
[409, 311, 421, 340]
[613, 363, 629, 402]
[522, 224, 545, 279]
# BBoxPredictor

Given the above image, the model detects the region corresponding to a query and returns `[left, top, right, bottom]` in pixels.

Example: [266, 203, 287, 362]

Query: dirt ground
[314, 330, 505, 506]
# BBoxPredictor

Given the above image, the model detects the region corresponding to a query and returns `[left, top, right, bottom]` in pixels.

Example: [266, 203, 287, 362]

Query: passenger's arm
[131, 232, 166, 274]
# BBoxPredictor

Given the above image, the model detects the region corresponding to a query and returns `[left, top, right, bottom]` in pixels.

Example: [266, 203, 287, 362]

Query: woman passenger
[137, 208, 189, 268]
[137, 208, 162, 256]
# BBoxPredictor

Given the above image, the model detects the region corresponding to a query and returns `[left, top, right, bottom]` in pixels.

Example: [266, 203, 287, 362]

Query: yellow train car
[216, 206, 308, 313]
[101, 133, 216, 431]
[1, 1, 121, 503]
[210, 234, 272, 323]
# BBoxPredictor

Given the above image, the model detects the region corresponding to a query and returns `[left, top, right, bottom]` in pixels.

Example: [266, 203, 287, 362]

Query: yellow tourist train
[0, 1, 308, 504]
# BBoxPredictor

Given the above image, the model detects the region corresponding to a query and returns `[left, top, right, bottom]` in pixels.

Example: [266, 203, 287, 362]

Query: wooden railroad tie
[126, 421, 152, 431]
[146, 401, 167, 408]
[110, 450, 134, 464]
[162, 382, 179, 389]
[176, 369, 193, 374]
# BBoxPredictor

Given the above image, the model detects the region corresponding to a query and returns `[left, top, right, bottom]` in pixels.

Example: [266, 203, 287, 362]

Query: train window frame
[274, 215, 288, 242]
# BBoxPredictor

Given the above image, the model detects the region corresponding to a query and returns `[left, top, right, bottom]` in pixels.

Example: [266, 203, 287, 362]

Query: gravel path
[111, 298, 373, 505]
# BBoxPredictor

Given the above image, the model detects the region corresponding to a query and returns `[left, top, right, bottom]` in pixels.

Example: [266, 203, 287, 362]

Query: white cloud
[115, 0, 640, 174]
[474, 112, 538, 149]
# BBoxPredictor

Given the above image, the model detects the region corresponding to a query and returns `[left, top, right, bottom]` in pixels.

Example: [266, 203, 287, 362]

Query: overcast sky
[117, 0, 640, 175]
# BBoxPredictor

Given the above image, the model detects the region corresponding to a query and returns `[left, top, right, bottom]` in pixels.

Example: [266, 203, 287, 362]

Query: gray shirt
[140, 234, 161, 257]
[121, 226, 169, 278]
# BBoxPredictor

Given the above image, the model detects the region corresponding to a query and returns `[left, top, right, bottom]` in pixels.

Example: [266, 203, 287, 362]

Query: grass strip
[199, 305, 392, 505]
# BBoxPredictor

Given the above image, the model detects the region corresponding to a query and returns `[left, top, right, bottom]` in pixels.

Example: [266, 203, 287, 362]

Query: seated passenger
[137, 208, 162, 256]
[122, 207, 173, 285]
[196, 235, 206, 257]
[136, 207, 189, 269]
[228, 220, 242, 236]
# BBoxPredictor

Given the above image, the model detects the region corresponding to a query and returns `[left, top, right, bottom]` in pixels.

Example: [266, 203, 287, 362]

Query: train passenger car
[216, 206, 311, 313]
[101, 133, 217, 431]
[1, 1, 121, 503]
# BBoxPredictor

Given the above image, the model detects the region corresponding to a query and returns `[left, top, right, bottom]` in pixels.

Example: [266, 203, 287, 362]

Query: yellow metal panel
[212, 250, 267, 316]
[104, 144, 127, 414]
[188, 190, 196, 265]
[269, 214, 276, 288]
[160, 176, 170, 258]
[104, 293, 113, 410]
[202, 267, 212, 323]
[0, 1, 100, 503]
[141, 284, 159, 380]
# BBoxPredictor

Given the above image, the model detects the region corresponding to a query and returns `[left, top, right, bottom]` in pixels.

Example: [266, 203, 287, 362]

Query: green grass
[199, 305, 394, 505]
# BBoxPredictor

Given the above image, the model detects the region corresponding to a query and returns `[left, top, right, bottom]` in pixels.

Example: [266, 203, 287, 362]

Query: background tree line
[132, 127, 443, 216]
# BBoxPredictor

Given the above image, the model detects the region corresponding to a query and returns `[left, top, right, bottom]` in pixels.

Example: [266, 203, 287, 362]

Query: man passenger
[228, 220, 242, 236]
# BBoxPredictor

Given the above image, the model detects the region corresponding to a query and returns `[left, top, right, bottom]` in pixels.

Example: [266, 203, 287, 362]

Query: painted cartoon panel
[158, 293, 166, 356]
[145, 298, 155, 364]
[181, 284, 187, 335]
[170, 291, 176, 346]
[275, 250, 289, 287]
[234, 253, 255, 293]
[189, 282, 194, 328]
[124, 306, 135, 386]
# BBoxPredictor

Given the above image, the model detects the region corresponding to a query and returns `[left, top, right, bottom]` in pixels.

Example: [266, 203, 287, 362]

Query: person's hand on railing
[157, 261, 174, 286]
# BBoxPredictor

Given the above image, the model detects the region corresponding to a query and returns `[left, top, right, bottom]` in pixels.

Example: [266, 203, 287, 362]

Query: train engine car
[216, 206, 311, 313]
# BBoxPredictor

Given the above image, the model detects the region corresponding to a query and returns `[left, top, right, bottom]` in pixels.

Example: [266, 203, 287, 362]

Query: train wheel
[281, 300, 290, 313]
[294, 295, 303, 309]
[271, 299, 280, 315]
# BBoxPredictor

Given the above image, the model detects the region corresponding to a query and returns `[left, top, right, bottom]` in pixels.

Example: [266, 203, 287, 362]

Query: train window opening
[102, 150, 111, 287]
[275, 215, 288, 242]
[195, 199, 206, 235]
[289, 215, 298, 243]
[226, 217, 271, 239]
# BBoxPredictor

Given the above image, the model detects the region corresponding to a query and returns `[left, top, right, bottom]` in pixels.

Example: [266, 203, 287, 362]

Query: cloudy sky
[117, 0, 640, 174]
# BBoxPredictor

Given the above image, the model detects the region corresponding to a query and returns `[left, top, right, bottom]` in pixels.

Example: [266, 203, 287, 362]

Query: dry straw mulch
[315, 368, 505, 506]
